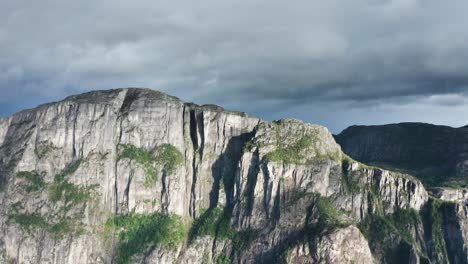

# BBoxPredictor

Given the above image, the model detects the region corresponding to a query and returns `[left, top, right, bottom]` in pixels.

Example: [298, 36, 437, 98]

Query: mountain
[335, 123, 468, 188]
[0, 88, 466, 263]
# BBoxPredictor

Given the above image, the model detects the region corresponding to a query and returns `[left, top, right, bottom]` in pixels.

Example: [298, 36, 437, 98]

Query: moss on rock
[9, 160, 95, 239]
[105, 212, 188, 264]
[16, 171, 46, 192]
[118, 143, 183, 186]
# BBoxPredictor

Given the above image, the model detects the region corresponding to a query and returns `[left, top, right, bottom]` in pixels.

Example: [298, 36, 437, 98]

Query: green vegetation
[48, 220, 73, 239]
[216, 254, 230, 264]
[60, 159, 82, 177]
[34, 141, 59, 159]
[286, 191, 315, 207]
[105, 213, 188, 264]
[340, 157, 362, 194]
[340, 174, 361, 194]
[230, 230, 258, 253]
[426, 197, 449, 261]
[154, 144, 184, 175]
[8, 212, 48, 232]
[16, 171, 46, 192]
[155, 144, 184, 174]
[262, 122, 341, 165]
[190, 207, 257, 253]
[340, 154, 419, 196]
[341, 154, 377, 171]
[356, 207, 435, 262]
[358, 208, 421, 250]
[190, 207, 226, 239]
[118, 144, 157, 178]
[189, 207, 238, 241]
[423, 174, 468, 189]
[118, 144, 183, 185]
[309, 196, 349, 235]
[10, 160, 94, 239]
[369, 190, 385, 215]
[265, 136, 314, 164]
[242, 140, 258, 153]
[49, 160, 93, 206]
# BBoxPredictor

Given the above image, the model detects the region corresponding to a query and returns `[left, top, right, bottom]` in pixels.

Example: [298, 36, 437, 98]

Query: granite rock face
[430, 188, 468, 204]
[316, 226, 374, 263]
[0, 88, 466, 263]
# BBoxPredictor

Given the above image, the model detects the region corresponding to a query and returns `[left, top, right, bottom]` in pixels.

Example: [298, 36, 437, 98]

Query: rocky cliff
[0, 88, 466, 264]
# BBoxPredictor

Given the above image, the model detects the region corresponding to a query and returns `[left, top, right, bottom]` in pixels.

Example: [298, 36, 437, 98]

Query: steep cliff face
[0, 88, 466, 264]
[335, 123, 468, 188]
[336, 123, 468, 263]
[0, 88, 259, 263]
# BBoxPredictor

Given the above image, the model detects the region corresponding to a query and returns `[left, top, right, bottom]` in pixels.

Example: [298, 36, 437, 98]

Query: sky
[1, 0, 468, 133]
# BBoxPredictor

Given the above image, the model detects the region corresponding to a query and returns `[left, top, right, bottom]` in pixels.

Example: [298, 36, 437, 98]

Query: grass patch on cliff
[154, 144, 184, 175]
[216, 254, 230, 264]
[8, 212, 48, 232]
[105, 213, 187, 264]
[190, 207, 226, 239]
[16, 171, 46, 192]
[265, 136, 313, 164]
[358, 208, 421, 250]
[11, 160, 95, 239]
[48, 220, 74, 239]
[189, 207, 258, 253]
[242, 140, 258, 153]
[118, 144, 183, 185]
[34, 141, 60, 159]
[49, 160, 94, 206]
[341, 154, 377, 170]
[424, 197, 449, 261]
[189, 207, 239, 241]
[308, 196, 349, 235]
[340, 157, 362, 194]
[8, 210, 77, 239]
[263, 124, 340, 165]
[118, 144, 156, 178]
[357, 208, 434, 262]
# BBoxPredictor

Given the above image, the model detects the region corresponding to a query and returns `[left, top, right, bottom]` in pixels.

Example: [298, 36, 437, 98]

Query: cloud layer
[1, 0, 468, 132]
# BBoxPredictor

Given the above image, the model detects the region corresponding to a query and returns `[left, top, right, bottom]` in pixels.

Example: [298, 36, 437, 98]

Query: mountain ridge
[336, 122, 468, 188]
[0, 88, 466, 263]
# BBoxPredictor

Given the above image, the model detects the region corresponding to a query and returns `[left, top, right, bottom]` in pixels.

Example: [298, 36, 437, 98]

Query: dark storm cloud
[1, 0, 468, 131]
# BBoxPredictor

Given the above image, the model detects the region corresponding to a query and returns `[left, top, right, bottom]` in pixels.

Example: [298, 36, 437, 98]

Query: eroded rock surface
[0, 88, 466, 264]
[316, 226, 374, 263]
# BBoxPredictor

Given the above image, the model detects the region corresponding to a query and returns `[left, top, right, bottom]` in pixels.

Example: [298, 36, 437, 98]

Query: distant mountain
[335, 123, 468, 187]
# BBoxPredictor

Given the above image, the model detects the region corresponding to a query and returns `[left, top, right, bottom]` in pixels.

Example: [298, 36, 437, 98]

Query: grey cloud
[1, 0, 468, 131]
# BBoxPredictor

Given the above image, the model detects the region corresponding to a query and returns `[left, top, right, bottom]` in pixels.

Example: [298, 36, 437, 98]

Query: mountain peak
[63, 87, 181, 104]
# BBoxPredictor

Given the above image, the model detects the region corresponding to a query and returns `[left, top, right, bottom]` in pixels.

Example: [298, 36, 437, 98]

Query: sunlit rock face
[0, 88, 465, 264]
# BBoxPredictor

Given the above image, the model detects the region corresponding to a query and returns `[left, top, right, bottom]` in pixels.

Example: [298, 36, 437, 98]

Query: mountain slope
[0, 88, 466, 263]
[335, 123, 468, 187]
